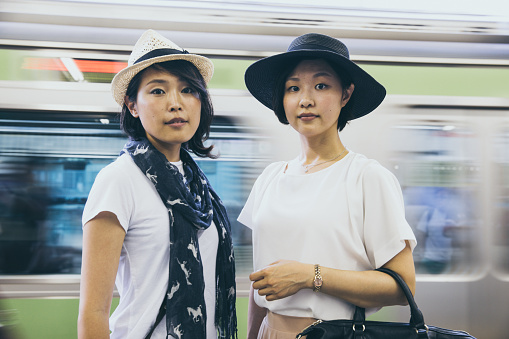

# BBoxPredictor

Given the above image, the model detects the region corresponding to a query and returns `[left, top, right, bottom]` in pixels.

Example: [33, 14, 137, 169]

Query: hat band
[289, 43, 349, 59]
[134, 48, 189, 64]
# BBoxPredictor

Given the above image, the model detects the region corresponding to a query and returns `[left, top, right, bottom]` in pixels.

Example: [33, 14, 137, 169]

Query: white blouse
[238, 151, 416, 320]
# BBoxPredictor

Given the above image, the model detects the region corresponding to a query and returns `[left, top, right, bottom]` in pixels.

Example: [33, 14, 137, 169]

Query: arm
[250, 240, 415, 309]
[78, 212, 126, 339]
[247, 284, 267, 339]
[321, 240, 415, 308]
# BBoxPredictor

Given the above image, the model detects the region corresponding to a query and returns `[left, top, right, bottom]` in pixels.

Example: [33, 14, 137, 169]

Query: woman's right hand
[249, 260, 314, 301]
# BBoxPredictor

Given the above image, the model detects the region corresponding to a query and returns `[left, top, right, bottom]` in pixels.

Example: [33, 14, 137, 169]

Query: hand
[249, 260, 313, 301]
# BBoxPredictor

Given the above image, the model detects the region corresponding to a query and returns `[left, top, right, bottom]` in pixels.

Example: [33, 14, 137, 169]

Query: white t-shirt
[82, 153, 218, 339]
[238, 151, 416, 320]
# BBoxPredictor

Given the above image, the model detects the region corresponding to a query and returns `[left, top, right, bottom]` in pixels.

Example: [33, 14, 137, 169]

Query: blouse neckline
[283, 150, 352, 176]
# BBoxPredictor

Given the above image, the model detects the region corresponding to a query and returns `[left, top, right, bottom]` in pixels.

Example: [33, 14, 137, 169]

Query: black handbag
[296, 268, 476, 339]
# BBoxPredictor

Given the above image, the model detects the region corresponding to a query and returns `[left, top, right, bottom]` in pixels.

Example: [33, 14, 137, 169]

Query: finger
[257, 287, 273, 297]
[252, 279, 268, 291]
[249, 270, 264, 282]
[265, 293, 280, 301]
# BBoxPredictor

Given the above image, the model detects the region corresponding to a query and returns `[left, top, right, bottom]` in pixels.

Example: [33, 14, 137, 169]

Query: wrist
[306, 264, 315, 289]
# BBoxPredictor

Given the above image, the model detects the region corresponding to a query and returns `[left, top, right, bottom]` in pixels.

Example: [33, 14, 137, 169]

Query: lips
[166, 117, 187, 125]
[298, 113, 318, 120]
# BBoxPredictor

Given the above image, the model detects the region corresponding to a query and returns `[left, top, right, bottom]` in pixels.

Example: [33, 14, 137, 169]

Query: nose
[299, 90, 314, 108]
[167, 90, 182, 112]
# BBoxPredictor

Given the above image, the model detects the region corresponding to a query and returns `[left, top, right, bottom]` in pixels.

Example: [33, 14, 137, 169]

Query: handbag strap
[351, 268, 427, 336]
[375, 268, 427, 331]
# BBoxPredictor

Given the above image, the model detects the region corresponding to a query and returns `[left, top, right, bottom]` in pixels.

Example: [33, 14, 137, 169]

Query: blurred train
[1, 1, 509, 338]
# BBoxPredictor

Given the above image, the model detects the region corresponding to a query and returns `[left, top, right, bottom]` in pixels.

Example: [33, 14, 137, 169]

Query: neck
[299, 134, 345, 165]
[147, 136, 182, 162]
[159, 146, 182, 162]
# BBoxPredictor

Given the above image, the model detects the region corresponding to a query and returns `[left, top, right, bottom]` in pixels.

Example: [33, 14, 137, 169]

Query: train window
[389, 122, 482, 276]
[0, 112, 268, 277]
[494, 131, 509, 276]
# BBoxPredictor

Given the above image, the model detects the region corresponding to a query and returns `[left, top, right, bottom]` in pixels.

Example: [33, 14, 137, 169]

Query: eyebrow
[144, 79, 168, 86]
[286, 72, 333, 82]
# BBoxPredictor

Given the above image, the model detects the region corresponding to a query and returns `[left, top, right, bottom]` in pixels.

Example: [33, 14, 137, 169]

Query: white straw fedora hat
[111, 29, 214, 106]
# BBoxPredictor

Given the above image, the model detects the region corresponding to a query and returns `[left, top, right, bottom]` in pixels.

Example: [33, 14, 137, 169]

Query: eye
[181, 87, 196, 94]
[287, 85, 299, 92]
[150, 88, 165, 95]
[315, 83, 328, 90]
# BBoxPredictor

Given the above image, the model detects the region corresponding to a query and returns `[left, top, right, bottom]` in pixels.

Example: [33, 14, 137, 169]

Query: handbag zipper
[431, 326, 472, 336]
[296, 320, 323, 339]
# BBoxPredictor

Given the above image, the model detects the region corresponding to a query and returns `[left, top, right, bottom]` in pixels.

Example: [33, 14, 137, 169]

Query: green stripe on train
[0, 297, 248, 339]
[1, 49, 508, 98]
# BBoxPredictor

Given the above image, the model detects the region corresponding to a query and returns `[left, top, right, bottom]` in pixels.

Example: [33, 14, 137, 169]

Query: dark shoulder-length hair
[120, 60, 215, 158]
[272, 58, 354, 132]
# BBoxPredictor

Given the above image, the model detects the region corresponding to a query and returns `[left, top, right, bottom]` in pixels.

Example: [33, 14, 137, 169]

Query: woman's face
[283, 59, 353, 139]
[127, 66, 201, 155]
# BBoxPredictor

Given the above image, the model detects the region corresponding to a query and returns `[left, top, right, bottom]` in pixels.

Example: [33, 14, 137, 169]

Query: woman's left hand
[249, 260, 314, 301]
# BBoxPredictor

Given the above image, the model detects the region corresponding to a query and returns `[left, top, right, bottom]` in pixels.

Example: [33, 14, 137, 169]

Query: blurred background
[0, 0, 509, 338]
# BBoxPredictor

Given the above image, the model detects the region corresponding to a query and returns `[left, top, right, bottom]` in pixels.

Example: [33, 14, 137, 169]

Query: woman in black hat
[238, 33, 416, 339]
[78, 30, 237, 339]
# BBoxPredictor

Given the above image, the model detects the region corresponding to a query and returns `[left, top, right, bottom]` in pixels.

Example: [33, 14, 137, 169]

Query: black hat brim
[244, 49, 386, 120]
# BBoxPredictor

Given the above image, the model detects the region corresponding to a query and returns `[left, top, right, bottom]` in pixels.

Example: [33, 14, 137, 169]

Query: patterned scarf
[122, 138, 237, 339]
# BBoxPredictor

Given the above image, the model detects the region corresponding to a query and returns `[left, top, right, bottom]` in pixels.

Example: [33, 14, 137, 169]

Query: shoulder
[83, 155, 136, 228]
[346, 152, 400, 189]
[96, 154, 139, 181]
[90, 154, 148, 196]
[349, 152, 394, 177]
[248, 161, 286, 194]
[261, 161, 287, 177]
[254, 161, 286, 183]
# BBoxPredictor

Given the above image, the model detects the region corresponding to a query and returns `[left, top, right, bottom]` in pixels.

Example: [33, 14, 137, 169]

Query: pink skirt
[257, 311, 317, 339]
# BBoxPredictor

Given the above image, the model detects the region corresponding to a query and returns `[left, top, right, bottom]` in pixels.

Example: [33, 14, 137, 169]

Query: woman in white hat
[238, 33, 416, 338]
[78, 30, 237, 339]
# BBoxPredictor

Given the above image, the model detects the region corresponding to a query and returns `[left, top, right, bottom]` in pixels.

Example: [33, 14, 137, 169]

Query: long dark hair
[120, 60, 215, 158]
[272, 58, 354, 131]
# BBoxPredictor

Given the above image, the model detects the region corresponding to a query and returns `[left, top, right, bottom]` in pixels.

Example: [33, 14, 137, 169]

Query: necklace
[302, 148, 347, 173]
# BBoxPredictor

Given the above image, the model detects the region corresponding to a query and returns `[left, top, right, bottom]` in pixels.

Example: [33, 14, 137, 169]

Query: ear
[125, 96, 138, 118]
[341, 83, 355, 108]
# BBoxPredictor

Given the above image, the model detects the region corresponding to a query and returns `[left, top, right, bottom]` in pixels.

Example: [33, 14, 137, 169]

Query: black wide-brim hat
[244, 33, 386, 120]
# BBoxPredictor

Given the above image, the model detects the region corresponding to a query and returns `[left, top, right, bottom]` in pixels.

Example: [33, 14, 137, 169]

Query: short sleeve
[237, 161, 286, 230]
[362, 163, 417, 268]
[237, 182, 256, 229]
[82, 159, 135, 232]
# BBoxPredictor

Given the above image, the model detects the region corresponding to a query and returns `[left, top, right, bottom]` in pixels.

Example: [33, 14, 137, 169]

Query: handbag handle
[352, 268, 427, 334]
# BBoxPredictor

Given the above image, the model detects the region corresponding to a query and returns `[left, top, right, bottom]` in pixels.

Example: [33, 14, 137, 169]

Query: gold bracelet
[313, 264, 323, 292]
